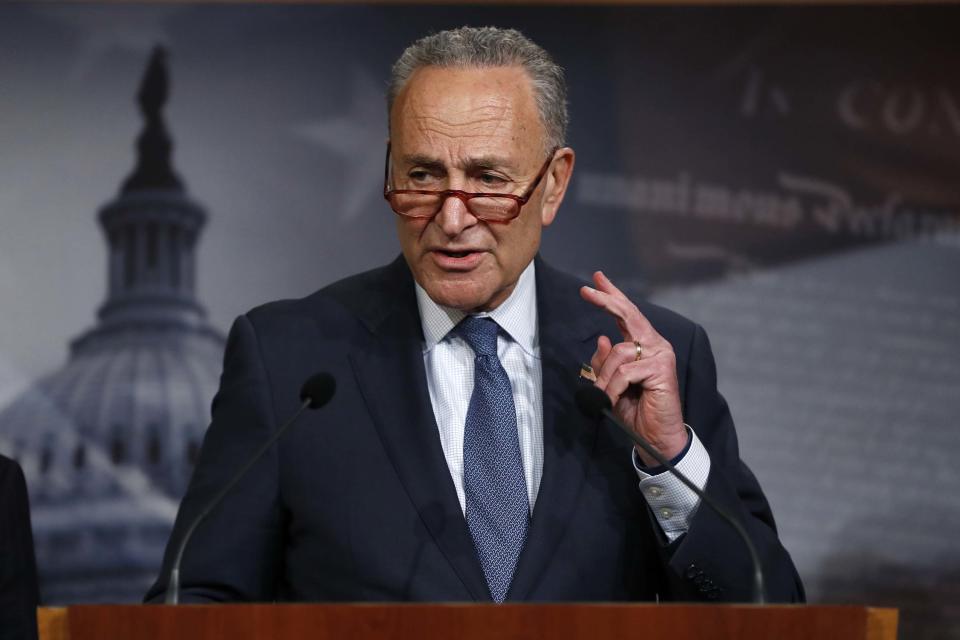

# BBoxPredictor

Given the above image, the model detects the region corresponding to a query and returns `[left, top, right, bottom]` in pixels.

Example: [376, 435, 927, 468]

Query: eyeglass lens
[387, 192, 520, 221]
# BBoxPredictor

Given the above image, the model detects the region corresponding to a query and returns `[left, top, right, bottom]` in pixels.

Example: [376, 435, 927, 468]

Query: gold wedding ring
[634, 340, 643, 361]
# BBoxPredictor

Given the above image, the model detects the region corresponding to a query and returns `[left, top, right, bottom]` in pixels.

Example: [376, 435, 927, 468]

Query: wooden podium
[38, 604, 898, 640]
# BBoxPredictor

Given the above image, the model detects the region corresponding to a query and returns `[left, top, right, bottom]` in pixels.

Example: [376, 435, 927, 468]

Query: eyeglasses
[383, 143, 557, 223]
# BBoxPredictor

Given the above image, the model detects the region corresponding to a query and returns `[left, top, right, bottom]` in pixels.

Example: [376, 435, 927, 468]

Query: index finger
[579, 270, 652, 342]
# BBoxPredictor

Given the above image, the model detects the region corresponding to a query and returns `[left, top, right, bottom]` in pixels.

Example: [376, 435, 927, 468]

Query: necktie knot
[456, 316, 500, 357]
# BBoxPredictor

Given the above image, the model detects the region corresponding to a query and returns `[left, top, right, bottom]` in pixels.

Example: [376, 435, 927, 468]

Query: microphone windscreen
[300, 372, 336, 409]
[574, 385, 612, 420]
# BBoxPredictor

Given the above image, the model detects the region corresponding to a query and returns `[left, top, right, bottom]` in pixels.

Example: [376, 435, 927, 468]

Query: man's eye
[478, 173, 508, 188]
[406, 170, 441, 187]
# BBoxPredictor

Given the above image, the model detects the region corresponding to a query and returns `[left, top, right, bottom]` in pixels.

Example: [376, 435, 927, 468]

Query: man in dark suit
[0, 454, 39, 640]
[147, 26, 803, 604]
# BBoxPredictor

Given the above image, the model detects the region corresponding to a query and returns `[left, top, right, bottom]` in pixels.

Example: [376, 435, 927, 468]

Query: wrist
[635, 427, 690, 469]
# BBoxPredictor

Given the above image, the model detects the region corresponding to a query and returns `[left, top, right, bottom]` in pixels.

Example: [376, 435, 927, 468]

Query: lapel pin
[579, 363, 597, 383]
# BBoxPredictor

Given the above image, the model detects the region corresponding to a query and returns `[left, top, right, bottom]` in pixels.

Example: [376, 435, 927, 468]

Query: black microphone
[164, 372, 336, 605]
[574, 385, 766, 604]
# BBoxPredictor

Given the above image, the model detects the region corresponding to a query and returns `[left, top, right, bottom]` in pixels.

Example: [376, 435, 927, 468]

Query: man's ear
[540, 147, 575, 227]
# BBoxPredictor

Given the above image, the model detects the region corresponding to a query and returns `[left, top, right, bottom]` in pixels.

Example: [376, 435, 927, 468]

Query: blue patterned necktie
[456, 315, 530, 602]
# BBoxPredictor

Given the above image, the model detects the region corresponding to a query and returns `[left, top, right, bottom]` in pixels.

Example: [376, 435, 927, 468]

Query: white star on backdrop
[291, 70, 387, 222]
[30, 4, 184, 83]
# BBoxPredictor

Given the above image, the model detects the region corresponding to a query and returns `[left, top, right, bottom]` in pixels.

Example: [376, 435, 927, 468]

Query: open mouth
[439, 250, 474, 258]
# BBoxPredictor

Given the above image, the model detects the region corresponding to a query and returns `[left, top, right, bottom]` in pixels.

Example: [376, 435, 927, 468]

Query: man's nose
[434, 192, 477, 237]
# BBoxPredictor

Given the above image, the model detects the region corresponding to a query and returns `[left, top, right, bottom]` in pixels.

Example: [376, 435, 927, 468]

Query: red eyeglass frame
[382, 143, 558, 223]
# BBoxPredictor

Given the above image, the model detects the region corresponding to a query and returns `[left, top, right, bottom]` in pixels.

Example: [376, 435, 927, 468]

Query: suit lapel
[338, 257, 610, 601]
[346, 260, 490, 601]
[507, 259, 606, 600]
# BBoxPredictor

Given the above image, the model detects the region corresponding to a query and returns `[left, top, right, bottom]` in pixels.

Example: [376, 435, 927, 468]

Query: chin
[423, 279, 497, 312]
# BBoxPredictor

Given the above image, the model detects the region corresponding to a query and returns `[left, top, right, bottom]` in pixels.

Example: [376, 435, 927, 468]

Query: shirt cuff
[631, 426, 711, 543]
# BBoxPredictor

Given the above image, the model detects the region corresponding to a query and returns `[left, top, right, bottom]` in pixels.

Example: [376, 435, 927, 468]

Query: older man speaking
[148, 26, 803, 604]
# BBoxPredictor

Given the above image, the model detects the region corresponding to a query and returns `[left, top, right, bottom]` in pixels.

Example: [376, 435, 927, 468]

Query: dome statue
[0, 46, 225, 603]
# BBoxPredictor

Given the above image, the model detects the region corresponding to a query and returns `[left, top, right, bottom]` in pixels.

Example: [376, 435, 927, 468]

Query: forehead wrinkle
[412, 113, 512, 142]
[406, 116, 523, 173]
[408, 96, 513, 131]
[393, 70, 543, 174]
[409, 99, 511, 124]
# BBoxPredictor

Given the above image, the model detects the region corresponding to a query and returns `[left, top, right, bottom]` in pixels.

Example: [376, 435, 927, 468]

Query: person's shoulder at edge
[0, 453, 20, 480]
[0, 453, 40, 640]
[0, 453, 32, 505]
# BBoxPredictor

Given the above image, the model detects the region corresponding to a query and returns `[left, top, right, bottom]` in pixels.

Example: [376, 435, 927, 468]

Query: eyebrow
[400, 154, 519, 174]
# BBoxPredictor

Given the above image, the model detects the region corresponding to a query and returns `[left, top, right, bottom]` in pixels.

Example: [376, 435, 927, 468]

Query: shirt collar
[415, 260, 538, 356]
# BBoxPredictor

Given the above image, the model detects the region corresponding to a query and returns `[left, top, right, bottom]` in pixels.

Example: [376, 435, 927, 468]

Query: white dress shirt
[415, 261, 710, 542]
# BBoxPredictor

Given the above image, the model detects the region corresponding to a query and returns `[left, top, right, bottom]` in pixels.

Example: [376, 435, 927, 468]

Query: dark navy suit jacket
[146, 256, 803, 603]
[0, 455, 39, 640]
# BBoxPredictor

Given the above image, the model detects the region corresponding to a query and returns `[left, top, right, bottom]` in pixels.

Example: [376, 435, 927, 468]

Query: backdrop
[0, 4, 957, 638]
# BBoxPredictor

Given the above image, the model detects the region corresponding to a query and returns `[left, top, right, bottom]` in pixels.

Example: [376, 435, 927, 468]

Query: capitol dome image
[0, 47, 225, 603]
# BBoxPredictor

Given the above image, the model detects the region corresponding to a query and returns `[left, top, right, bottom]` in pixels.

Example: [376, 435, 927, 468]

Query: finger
[595, 339, 647, 389]
[589, 335, 614, 382]
[581, 273, 654, 343]
[581, 274, 632, 319]
[604, 355, 676, 405]
[580, 285, 635, 339]
[592, 270, 628, 299]
[605, 359, 655, 407]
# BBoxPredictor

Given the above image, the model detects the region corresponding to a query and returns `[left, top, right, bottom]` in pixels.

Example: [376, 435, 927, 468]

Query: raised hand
[580, 271, 687, 466]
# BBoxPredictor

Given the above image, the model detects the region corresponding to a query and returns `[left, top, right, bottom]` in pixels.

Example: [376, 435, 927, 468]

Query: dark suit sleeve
[663, 324, 805, 603]
[145, 315, 284, 603]
[0, 457, 39, 640]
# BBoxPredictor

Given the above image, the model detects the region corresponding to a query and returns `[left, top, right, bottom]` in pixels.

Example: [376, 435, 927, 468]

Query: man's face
[388, 65, 574, 312]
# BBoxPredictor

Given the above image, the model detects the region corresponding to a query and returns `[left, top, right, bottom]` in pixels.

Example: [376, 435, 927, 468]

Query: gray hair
[388, 26, 568, 151]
